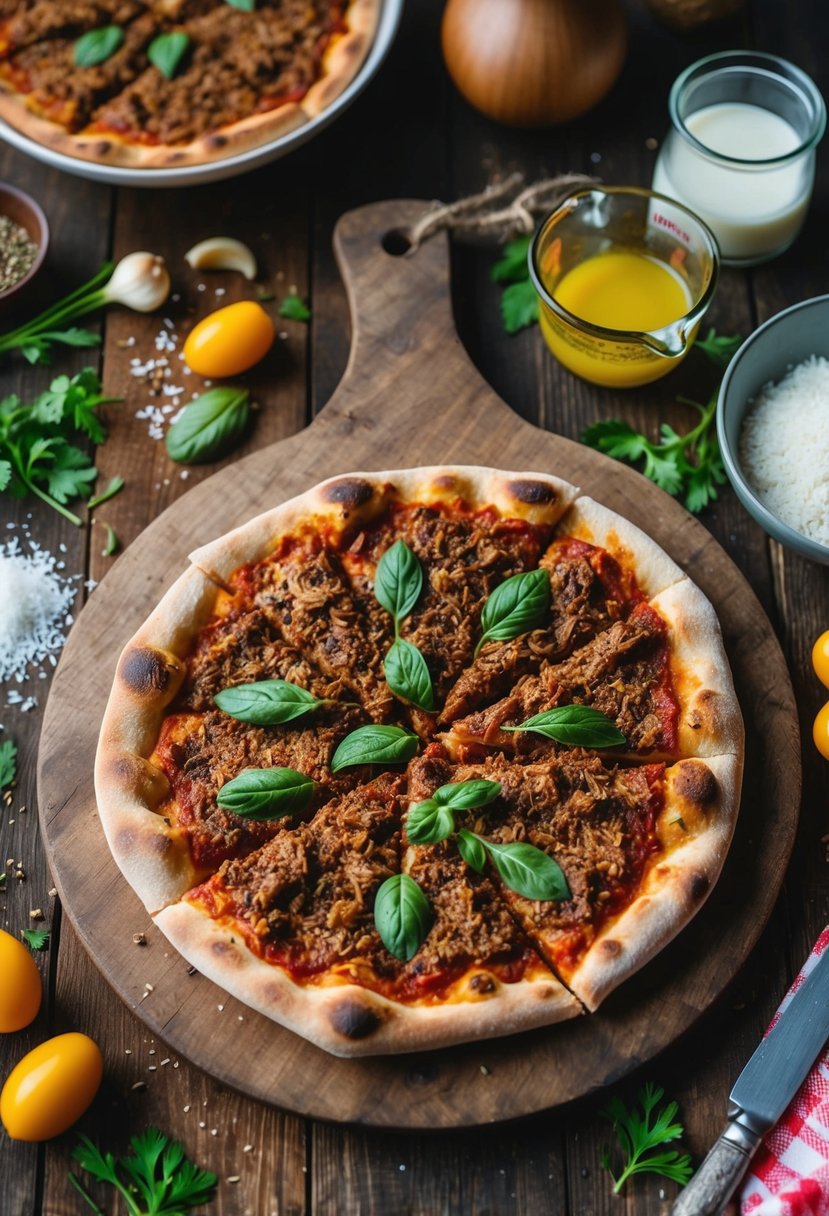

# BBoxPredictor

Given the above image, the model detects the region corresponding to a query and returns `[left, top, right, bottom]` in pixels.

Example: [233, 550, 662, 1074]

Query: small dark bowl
[0, 182, 49, 308]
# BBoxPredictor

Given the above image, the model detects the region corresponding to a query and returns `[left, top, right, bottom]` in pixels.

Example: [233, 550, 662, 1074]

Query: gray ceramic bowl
[717, 294, 829, 566]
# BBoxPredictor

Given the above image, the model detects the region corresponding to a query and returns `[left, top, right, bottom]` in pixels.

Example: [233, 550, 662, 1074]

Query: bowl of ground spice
[0, 182, 48, 305]
[717, 294, 829, 565]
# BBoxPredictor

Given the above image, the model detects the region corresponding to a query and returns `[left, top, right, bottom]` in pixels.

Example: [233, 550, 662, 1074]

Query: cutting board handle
[328, 198, 505, 421]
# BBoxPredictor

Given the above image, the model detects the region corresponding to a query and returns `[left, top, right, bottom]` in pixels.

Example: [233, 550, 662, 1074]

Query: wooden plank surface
[0, 0, 827, 1210]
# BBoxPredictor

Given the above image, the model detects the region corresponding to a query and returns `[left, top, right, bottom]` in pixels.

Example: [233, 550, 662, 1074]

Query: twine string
[404, 173, 599, 251]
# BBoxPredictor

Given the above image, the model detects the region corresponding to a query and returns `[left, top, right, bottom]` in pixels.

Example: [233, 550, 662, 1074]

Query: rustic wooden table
[1, 1, 828, 1212]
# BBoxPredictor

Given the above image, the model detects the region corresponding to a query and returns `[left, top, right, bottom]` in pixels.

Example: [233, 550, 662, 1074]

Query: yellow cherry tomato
[183, 300, 275, 377]
[0, 928, 42, 1032]
[814, 701, 829, 761]
[0, 1032, 103, 1141]
[812, 630, 829, 689]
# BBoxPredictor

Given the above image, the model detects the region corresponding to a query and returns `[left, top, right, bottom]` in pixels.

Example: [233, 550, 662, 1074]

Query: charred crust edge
[120, 647, 177, 697]
[321, 478, 375, 509]
[506, 479, 558, 506]
[674, 760, 718, 807]
[329, 998, 382, 1040]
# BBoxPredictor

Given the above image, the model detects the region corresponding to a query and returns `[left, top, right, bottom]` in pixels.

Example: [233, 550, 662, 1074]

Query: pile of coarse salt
[739, 354, 829, 548]
[0, 529, 80, 689]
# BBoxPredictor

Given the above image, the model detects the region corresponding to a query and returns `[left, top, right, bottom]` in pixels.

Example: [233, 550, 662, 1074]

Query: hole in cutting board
[381, 228, 412, 256]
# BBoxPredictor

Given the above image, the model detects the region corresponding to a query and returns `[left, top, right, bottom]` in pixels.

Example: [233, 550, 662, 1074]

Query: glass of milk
[652, 51, 826, 266]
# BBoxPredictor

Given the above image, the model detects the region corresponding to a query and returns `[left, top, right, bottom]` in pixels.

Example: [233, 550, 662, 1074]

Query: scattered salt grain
[0, 533, 79, 682]
[739, 355, 829, 546]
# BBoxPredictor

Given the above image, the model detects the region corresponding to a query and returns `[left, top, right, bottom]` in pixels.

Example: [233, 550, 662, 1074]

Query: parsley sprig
[70, 1127, 217, 1216]
[600, 1082, 693, 1195]
[0, 368, 120, 525]
[21, 927, 49, 951]
[491, 235, 538, 334]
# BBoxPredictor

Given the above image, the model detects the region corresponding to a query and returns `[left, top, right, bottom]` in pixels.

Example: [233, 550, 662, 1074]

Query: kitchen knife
[671, 939, 829, 1216]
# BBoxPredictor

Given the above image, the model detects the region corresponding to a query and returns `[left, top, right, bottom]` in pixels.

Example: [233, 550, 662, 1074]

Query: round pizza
[0, 0, 379, 168]
[95, 466, 744, 1057]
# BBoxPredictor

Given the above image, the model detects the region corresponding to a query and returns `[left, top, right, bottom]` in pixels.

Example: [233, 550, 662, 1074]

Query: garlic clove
[184, 237, 257, 280]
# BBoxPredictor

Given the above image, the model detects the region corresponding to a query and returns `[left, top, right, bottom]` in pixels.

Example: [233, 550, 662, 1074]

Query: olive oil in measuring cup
[529, 187, 719, 389]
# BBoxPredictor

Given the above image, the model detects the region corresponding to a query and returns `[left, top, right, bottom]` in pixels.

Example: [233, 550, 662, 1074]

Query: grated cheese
[0, 532, 79, 682]
[739, 355, 829, 547]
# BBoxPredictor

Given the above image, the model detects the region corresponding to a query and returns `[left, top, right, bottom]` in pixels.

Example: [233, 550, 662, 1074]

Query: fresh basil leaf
[216, 767, 313, 820]
[374, 874, 432, 961]
[148, 31, 190, 79]
[504, 705, 626, 748]
[330, 725, 419, 773]
[476, 569, 549, 656]
[481, 838, 570, 901]
[457, 828, 486, 873]
[215, 679, 321, 725]
[278, 293, 311, 322]
[74, 25, 124, 67]
[384, 639, 434, 711]
[406, 799, 455, 845]
[433, 778, 501, 811]
[374, 539, 423, 623]
[226, 0, 255, 8]
[165, 387, 250, 464]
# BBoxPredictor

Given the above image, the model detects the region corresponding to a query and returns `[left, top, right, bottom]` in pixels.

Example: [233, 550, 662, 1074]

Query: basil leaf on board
[433, 778, 502, 811]
[384, 639, 434, 711]
[457, 828, 487, 873]
[374, 539, 423, 624]
[374, 874, 433, 962]
[480, 837, 570, 901]
[165, 387, 250, 464]
[214, 679, 322, 725]
[405, 800, 455, 845]
[503, 705, 626, 748]
[216, 767, 314, 820]
[475, 568, 550, 657]
[330, 725, 419, 773]
[226, 0, 255, 8]
[74, 26, 124, 67]
[148, 31, 190, 79]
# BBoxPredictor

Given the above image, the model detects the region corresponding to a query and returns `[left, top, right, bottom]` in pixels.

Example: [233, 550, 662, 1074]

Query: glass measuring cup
[529, 186, 719, 388]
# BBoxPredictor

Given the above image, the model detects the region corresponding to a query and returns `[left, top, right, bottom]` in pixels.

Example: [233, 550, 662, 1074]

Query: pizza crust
[557, 496, 687, 600]
[154, 899, 582, 1057]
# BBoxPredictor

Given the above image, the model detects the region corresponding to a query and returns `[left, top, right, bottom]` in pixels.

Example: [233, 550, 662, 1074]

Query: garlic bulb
[102, 252, 171, 312]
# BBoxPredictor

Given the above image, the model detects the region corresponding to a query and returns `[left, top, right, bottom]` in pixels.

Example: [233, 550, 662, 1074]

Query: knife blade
[671, 937, 829, 1216]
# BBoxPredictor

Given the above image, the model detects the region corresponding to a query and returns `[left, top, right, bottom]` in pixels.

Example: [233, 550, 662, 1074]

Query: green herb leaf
[432, 778, 502, 811]
[384, 639, 434, 711]
[278, 292, 311, 322]
[479, 837, 570, 901]
[0, 739, 17, 791]
[501, 278, 539, 334]
[504, 705, 626, 748]
[73, 1126, 218, 1216]
[405, 799, 456, 845]
[45, 443, 97, 504]
[165, 387, 250, 464]
[74, 25, 124, 67]
[21, 927, 49, 951]
[491, 235, 532, 283]
[102, 524, 119, 557]
[215, 679, 322, 725]
[88, 475, 125, 509]
[601, 1082, 693, 1194]
[216, 767, 313, 820]
[457, 828, 486, 873]
[36, 327, 101, 349]
[330, 725, 419, 773]
[148, 31, 190, 79]
[374, 539, 423, 623]
[476, 568, 549, 657]
[0, 459, 11, 491]
[695, 327, 742, 368]
[374, 874, 432, 961]
[226, 0, 256, 9]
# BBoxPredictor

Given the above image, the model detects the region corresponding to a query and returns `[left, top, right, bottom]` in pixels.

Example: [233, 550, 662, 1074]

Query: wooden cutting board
[37, 200, 800, 1129]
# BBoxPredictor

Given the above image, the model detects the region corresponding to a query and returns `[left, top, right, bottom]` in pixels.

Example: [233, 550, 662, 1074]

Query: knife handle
[671, 1124, 760, 1216]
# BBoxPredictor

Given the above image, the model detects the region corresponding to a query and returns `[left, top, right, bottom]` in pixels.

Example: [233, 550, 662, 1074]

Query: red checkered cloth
[740, 927, 829, 1216]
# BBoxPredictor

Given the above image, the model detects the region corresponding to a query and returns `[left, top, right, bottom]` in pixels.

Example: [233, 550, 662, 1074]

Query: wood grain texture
[36, 197, 799, 1129]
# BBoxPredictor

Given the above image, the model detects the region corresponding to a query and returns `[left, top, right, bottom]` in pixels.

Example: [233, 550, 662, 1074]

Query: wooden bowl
[0, 181, 49, 306]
